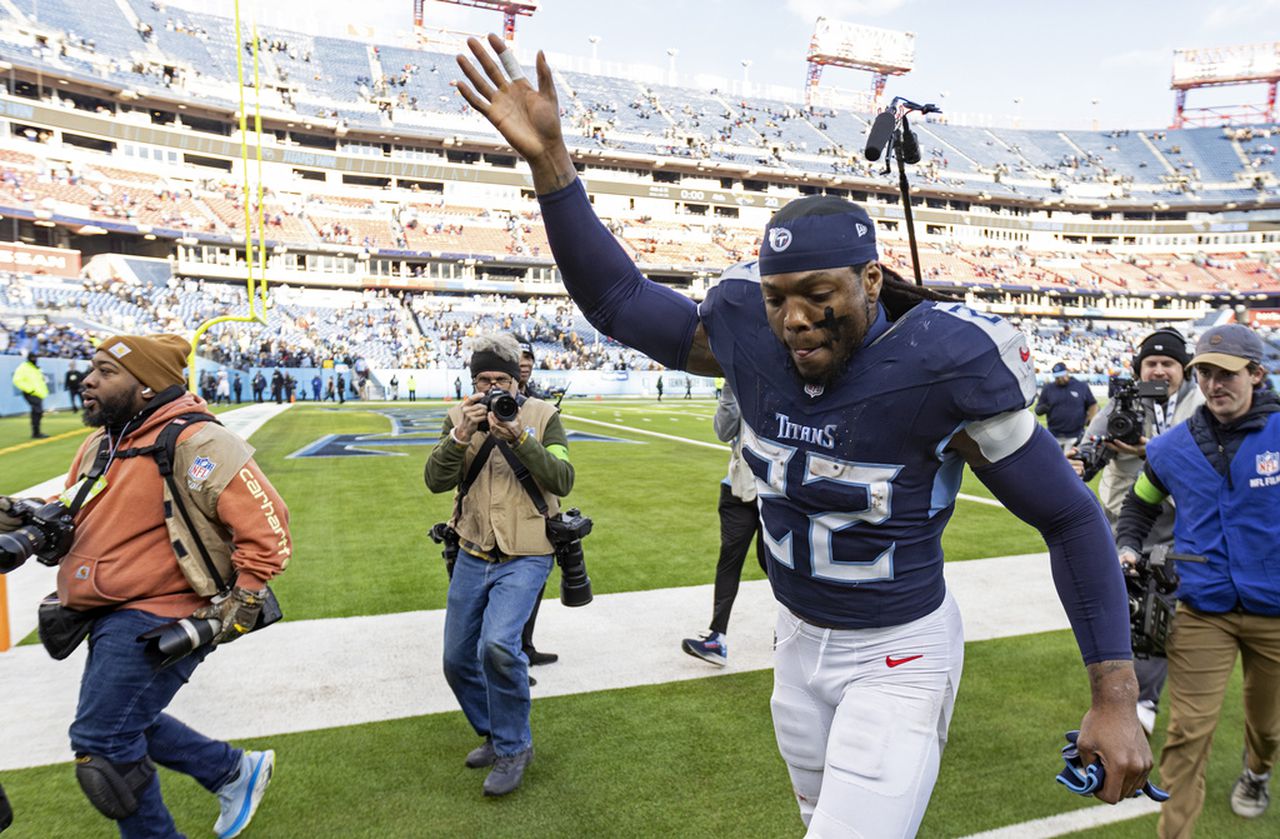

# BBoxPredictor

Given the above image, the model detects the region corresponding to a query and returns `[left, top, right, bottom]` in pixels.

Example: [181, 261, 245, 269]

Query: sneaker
[483, 747, 534, 797]
[1230, 768, 1271, 818]
[213, 750, 275, 838]
[681, 632, 727, 667]
[524, 647, 559, 666]
[465, 738, 496, 769]
[1136, 700, 1157, 736]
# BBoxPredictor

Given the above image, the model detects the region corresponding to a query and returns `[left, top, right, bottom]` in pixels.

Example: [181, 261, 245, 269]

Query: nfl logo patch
[188, 456, 216, 483]
[1257, 451, 1280, 477]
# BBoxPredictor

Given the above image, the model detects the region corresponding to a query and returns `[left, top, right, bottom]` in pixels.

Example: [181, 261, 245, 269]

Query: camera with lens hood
[476, 387, 520, 432]
[1075, 377, 1169, 481]
[0, 499, 76, 574]
[547, 508, 594, 607]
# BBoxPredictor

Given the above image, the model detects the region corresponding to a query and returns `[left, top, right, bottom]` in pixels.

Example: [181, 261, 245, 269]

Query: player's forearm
[1086, 659, 1139, 708]
[537, 180, 701, 370]
[529, 147, 578, 196]
[974, 426, 1132, 664]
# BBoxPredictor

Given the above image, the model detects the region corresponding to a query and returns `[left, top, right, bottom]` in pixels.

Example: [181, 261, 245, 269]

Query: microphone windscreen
[864, 110, 896, 162]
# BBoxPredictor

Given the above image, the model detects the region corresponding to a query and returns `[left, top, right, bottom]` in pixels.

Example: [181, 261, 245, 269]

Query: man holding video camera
[1117, 324, 1280, 836]
[425, 333, 575, 797]
[0, 333, 291, 839]
[1069, 328, 1203, 733]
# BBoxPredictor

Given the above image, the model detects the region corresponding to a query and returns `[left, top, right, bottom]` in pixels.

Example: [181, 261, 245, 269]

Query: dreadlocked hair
[876, 264, 960, 319]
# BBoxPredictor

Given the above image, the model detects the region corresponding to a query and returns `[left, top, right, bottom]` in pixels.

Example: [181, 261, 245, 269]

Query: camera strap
[66, 436, 115, 517]
[495, 440, 550, 518]
[453, 435, 498, 522]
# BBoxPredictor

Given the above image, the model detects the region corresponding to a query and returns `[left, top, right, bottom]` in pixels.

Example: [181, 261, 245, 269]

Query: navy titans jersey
[698, 277, 1038, 628]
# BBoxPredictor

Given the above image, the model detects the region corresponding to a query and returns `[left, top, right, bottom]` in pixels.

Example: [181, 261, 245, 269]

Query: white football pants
[770, 590, 964, 838]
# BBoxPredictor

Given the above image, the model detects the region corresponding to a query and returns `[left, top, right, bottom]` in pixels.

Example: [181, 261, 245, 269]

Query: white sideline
[0, 551, 1069, 772]
[1, 403, 293, 646]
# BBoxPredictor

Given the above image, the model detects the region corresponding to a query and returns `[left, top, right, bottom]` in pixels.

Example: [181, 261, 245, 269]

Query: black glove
[192, 587, 265, 645]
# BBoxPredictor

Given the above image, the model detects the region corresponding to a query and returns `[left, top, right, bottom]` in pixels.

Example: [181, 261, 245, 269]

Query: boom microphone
[864, 109, 896, 162]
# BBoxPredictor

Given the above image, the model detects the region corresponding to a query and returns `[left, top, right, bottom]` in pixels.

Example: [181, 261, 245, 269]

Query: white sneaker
[1136, 701, 1157, 736]
[214, 750, 275, 838]
[1230, 768, 1271, 818]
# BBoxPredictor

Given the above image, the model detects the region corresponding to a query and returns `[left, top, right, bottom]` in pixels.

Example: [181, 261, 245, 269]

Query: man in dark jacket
[1118, 324, 1280, 836]
[1036, 362, 1097, 451]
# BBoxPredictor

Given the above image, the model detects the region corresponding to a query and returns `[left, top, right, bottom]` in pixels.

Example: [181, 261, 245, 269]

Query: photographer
[425, 333, 574, 797]
[1, 334, 291, 839]
[1069, 329, 1203, 733]
[1117, 324, 1280, 836]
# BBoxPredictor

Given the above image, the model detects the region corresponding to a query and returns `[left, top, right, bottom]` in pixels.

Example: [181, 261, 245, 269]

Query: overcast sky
[160, 0, 1280, 130]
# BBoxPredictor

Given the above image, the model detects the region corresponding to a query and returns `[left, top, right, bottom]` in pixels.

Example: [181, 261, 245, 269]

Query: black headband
[470, 350, 520, 381]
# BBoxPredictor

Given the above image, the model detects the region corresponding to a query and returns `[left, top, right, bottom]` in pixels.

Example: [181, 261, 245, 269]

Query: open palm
[455, 34, 565, 167]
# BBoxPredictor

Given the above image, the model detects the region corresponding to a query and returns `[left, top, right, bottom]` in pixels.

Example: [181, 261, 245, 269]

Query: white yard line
[960, 797, 1161, 838]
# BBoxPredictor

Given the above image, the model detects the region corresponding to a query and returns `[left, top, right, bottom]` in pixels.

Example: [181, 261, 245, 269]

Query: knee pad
[74, 754, 155, 821]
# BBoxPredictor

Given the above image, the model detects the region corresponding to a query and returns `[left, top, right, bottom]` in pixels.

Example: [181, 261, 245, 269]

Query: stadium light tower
[588, 35, 601, 61]
[1170, 41, 1280, 127]
[418, 0, 539, 41]
[741, 59, 752, 93]
[667, 48, 678, 84]
[804, 17, 915, 113]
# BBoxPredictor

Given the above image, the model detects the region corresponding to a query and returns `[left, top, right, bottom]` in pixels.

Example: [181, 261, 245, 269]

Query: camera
[546, 508, 594, 607]
[1074, 377, 1169, 481]
[476, 387, 520, 432]
[0, 499, 76, 574]
[1105, 377, 1168, 445]
[1125, 545, 1205, 658]
[137, 587, 283, 669]
[429, 521, 461, 576]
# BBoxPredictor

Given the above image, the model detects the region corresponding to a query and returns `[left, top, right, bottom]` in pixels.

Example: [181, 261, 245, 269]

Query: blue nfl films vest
[1145, 413, 1280, 615]
[698, 274, 1037, 628]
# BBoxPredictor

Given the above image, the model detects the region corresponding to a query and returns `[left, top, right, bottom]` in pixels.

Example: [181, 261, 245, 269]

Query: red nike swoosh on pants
[885, 654, 924, 668]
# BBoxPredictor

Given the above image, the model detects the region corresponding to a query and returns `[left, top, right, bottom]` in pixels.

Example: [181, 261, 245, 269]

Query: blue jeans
[442, 549, 553, 757]
[69, 609, 241, 839]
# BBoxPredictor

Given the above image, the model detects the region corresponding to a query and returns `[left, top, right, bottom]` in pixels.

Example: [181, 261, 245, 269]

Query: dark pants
[1136, 654, 1168, 707]
[70, 609, 240, 839]
[23, 393, 42, 437]
[521, 584, 546, 652]
[710, 483, 765, 636]
[69, 388, 82, 410]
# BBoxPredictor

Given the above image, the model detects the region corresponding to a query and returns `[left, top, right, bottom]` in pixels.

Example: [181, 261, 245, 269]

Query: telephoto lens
[137, 616, 220, 669]
[0, 527, 42, 573]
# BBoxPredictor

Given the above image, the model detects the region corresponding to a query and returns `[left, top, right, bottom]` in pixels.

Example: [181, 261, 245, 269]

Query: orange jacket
[56, 392, 291, 618]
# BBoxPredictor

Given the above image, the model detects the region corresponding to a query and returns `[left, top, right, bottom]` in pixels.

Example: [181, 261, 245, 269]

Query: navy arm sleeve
[972, 425, 1133, 664]
[538, 179, 701, 370]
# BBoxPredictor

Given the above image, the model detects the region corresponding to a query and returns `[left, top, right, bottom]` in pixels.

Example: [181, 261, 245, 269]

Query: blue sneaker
[214, 750, 275, 838]
[681, 632, 727, 667]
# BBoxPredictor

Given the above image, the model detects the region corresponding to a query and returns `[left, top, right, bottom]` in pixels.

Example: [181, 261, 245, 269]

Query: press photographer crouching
[425, 333, 578, 797]
[1067, 329, 1203, 734]
[0, 334, 291, 839]
[1116, 324, 1280, 837]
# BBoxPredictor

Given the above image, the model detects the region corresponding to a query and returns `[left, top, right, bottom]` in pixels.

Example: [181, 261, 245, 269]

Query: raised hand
[454, 34, 577, 194]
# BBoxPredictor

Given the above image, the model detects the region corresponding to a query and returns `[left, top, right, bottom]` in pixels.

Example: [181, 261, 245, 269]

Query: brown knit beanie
[97, 334, 191, 391]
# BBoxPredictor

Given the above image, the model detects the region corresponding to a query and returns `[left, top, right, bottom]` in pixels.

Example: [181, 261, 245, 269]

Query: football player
[452, 35, 1152, 835]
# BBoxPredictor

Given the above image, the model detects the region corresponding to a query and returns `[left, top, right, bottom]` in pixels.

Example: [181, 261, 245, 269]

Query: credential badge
[768, 227, 792, 252]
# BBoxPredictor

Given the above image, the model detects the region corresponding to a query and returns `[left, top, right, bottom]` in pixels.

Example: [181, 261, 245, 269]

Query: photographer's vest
[447, 398, 560, 557]
[73, 421, 256, 596]
[1145, 413, 1280, 616]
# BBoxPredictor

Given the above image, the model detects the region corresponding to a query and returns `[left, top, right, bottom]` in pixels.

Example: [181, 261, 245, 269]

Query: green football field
[0, 400, 1270, 838]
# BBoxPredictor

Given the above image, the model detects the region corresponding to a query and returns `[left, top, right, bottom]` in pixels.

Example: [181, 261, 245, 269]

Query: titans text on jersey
[699, 277, 1037, 629]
